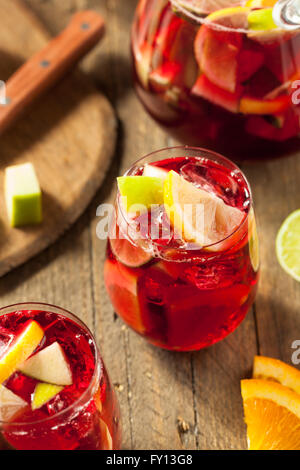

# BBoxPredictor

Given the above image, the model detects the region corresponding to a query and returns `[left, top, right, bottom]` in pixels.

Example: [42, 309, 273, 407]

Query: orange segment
[253, 355, 300, 394]
[241, 379, 300, 449]
[0, 321, 44, 385]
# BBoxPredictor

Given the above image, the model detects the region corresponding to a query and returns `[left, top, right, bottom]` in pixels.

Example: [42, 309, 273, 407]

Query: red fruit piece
[110, 236, 152, 269]
[246, 109, 300, 141]
[104, 258, 145, 334]
[192, 74, 243, 113]
[237, 47, 265, 83]
[265, 40, 296, 82]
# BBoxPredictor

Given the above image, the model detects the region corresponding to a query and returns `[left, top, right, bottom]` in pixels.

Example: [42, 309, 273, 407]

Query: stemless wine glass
[104, 146, 260, 351]
[131, 0, 300, 158]
[0, 303, 121, 450]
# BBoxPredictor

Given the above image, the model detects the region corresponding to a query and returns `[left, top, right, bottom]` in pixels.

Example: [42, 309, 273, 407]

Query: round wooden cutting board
[0, 0, 117, 277]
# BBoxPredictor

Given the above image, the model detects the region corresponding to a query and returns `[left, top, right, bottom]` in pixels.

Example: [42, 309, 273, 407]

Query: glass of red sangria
[131, 0, 300, 158]
[0, 303, 121, 450]
[104, 146, 259, 351]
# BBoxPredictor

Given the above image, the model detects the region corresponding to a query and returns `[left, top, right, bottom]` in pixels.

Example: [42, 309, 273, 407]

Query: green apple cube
[5, 163, 42, 227]
[248, 8, 277, 31]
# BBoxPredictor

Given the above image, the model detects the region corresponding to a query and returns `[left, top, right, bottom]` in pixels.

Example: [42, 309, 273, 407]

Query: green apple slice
[5, 162, 42, 227]
[117, 176, 164, 213]
[32, 383, 63, 410]
[0, 385, 27, 421]
[19, 342, 72, 386]
[248, 8, 277, 30]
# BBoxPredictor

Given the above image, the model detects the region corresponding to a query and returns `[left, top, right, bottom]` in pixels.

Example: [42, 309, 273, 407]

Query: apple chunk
[19, 342, 72, 386]
[0, 385, 27, 421]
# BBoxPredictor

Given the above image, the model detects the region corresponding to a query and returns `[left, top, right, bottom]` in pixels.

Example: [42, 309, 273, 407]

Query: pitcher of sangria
[104, 147, 259, 351]
[131, 0, 300, 158]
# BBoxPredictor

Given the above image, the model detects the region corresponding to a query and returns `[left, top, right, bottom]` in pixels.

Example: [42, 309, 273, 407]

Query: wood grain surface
[0, 0, 299, 450]
[0, 0, 116, 277]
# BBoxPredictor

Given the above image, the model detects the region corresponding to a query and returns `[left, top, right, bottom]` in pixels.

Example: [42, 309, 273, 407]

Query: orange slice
[253, 355, 300, 394]
[241, 379, 300, 449]
[0, 321, 44, 385]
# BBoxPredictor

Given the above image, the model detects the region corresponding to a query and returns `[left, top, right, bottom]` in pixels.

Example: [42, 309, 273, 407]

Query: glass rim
[117, 145, 253, 253]
[170, 0, 290, 34]
[0, 302, 102, 427]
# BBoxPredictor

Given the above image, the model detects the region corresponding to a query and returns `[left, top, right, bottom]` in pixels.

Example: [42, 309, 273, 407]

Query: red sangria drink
[131, 0, 300, 158]
[0, 303, 121, 450]
[104, 147, 259, 351]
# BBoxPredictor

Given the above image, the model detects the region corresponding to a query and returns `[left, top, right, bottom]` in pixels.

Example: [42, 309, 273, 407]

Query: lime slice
[117, 176, 164, 213]
[276, 209, 300, 282]
[0, 321, 44, 385]
[32, 383, 63, 410]
[163, 170, 244, 248]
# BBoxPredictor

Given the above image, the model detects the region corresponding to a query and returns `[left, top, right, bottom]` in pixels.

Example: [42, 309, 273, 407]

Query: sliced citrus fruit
[253, 356, 300, 394]
[241, 379, 300, 449]
[117, 176, 164, 213]
[248, 208, 260, 272]
[0, 321, 44, 385]
[195, 27, 240, 93]
[276, 209, 300, 282]
[32, 383, 63, 410]
[205, 6, 250, 29]
[240, 94, 290, 114]
[246, 0, 277, 7]
[110, 235, 153, 268]
[163, 170, 244, 248]
[99, 418, 113, 450]
[19, 341, 72, 386]
[174, 0, 243, 17]
[0, 385, 27, 422]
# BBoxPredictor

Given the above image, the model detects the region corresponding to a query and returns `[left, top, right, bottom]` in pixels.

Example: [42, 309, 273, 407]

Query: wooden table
[1, 0, 299, 450]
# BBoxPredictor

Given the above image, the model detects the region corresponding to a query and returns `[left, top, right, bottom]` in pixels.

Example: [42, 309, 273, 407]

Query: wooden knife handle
[0, 10, 105, 135]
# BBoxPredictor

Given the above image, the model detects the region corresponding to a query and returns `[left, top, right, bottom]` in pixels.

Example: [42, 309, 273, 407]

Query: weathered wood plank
[243, 155, 300, 365]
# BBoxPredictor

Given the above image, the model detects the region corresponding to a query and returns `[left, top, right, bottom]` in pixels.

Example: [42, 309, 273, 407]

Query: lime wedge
[276, 210, 300, 282]
[117, 176, 164, 213]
